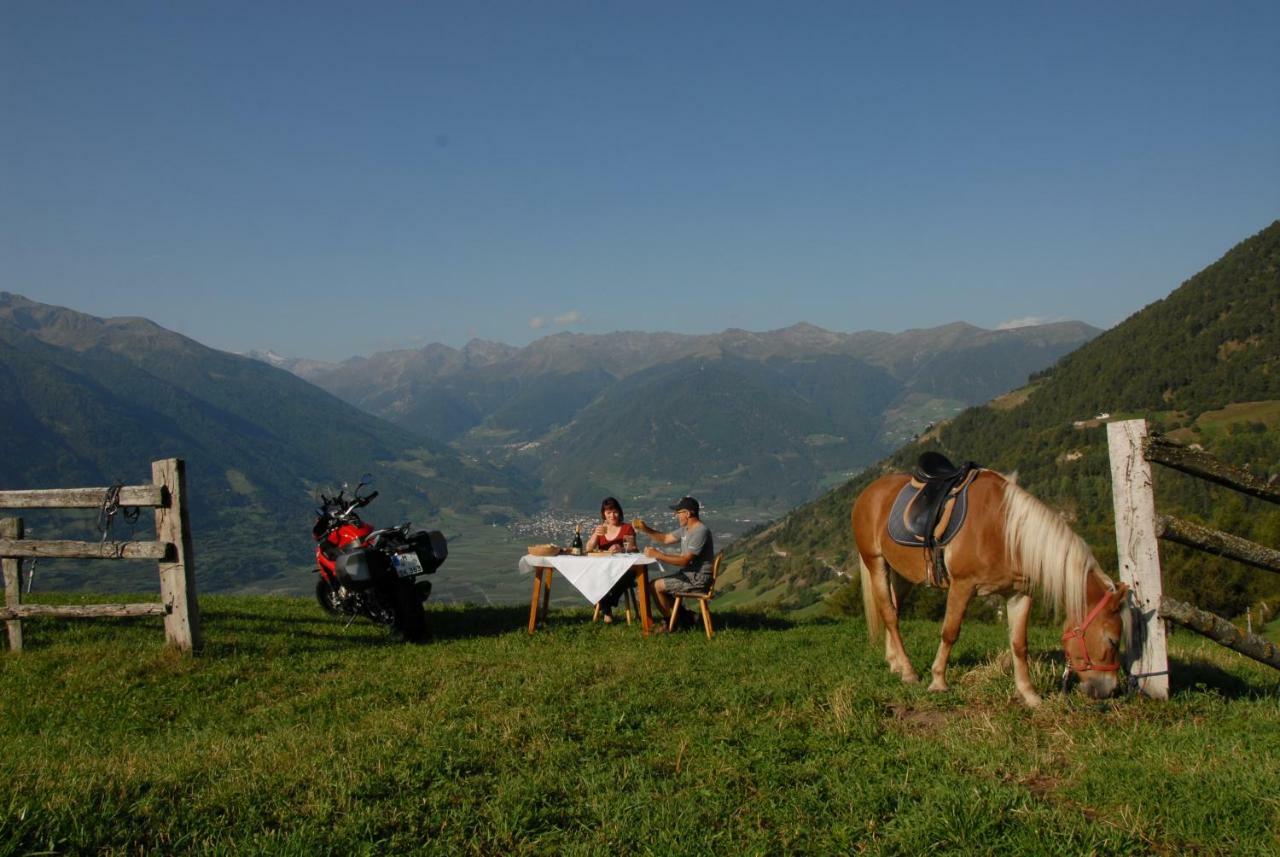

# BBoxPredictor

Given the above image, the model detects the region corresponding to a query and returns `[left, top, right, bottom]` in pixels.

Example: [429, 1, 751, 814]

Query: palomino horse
[852, 466, 1127, 706]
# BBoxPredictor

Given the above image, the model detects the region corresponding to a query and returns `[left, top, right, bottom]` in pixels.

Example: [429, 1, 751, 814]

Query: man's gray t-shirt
[673, 522, 715, 582]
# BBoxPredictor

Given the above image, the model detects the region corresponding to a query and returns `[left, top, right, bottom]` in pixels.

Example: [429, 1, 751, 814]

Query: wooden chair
[668, 553, 723, 639]
[592, 585, 637, 625]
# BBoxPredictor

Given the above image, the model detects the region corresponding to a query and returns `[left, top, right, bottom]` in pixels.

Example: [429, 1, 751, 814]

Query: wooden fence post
[2, 517, 22, 652]
[153, 459, 202, 653]
[1107, 419, 1169, 699]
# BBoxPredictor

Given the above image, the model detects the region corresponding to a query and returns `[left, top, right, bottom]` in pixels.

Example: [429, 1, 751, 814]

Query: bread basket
[527, 543, 562, 557]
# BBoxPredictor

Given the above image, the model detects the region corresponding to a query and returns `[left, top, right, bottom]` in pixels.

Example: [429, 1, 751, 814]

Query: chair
[668, 553, 723, 639]
[592, 585, 637, 625]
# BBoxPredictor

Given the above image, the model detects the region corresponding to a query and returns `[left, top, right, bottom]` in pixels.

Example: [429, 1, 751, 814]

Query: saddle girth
[886, 453, 981, 587]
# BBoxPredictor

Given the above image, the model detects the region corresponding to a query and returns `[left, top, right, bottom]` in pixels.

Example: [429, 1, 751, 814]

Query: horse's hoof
[928, 681, 949, 693]
[1020, 692, 1043, 708]
[901, 673, 920, 684]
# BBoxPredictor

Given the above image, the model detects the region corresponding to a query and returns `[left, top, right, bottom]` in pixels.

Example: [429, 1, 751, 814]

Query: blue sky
[4, 2, 1278, 360]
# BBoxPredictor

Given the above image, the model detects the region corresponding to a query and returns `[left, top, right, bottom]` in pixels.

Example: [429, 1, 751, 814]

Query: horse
[852, 465, 1127, 706]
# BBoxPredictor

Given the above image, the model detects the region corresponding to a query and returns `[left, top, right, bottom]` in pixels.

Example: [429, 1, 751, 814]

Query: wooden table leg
[539, 567, 554, 626]
[527, 566, 546, 634]
[635, 566, 652, 637]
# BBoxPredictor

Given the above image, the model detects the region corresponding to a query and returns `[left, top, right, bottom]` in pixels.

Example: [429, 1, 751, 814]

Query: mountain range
[724, 219, 1280, 620]
[267, 320, 1099, 510]
[1, 291, 1095, 595]
[0, 293, 533, 592]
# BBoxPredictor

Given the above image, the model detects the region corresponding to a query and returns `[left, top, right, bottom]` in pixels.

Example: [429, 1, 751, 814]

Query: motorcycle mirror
[359, 472, 375, 488]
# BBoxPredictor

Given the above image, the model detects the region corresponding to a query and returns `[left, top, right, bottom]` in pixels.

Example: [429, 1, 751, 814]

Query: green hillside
[532, 356, 899, 508]
[729, 220, 1280, 619]
[2, 595, 1277, 853]
[300, 322, 1097, 515]
[0, 294, 536, 593]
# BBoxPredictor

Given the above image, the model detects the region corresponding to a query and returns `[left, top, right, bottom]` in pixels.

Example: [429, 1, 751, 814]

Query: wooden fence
[0, 458, 201, 653]
[1108, 419, 1279, 699]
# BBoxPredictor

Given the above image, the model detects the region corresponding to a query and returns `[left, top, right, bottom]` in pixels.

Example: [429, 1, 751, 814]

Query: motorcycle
[311, 476, 447, 642]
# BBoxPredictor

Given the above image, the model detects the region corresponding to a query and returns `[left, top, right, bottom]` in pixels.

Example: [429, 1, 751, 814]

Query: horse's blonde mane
[999, 477, 1097, 624]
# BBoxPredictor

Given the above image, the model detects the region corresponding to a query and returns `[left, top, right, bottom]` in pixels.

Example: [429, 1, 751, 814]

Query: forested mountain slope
[728, 220, 1280, 619]
[0, 294, 534, 591]
[288, 320, 1097, 509]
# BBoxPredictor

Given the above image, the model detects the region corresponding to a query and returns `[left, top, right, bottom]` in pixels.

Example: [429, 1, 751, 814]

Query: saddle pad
[886, 470, 979, 549]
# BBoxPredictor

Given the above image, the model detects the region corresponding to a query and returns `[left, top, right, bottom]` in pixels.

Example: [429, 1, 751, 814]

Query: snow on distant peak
[996, 316, 1056, 330]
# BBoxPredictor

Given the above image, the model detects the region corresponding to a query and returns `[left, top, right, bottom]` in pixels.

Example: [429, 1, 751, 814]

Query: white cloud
[530, 310, 584, 331]
[996, 316, 1053, 330]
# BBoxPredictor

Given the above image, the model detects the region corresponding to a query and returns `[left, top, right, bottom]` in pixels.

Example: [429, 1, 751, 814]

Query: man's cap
[669, 496, 700, 515]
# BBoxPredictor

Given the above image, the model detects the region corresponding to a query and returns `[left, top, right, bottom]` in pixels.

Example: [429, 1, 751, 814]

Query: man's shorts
[655, 572, 710, 595]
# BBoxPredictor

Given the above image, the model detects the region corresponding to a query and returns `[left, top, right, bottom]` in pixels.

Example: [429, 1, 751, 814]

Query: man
[633, 496, 714, 629]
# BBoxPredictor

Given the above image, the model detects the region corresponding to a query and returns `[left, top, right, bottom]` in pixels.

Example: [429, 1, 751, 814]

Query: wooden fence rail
[0, 458, 201, 653]
[1108, 419, 1279, 698]
[1155, 515, 1280, 575]
[0, 603, 170, 620]
[1158, 596, 1280, 670]
[0, 540, 173, 561]
[1144, 435, 1280, 505]
[0, 486, 165, 509]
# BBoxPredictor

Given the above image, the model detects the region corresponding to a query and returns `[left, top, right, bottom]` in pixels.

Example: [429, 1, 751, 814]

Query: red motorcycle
[312, 477, 446, 642]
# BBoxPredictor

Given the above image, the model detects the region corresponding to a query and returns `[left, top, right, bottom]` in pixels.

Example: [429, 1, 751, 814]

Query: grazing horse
[852, 467, 1127, 706]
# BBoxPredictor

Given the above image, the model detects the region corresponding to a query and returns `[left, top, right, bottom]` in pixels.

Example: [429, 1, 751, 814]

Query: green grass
[2, 595, 1279, 855]
[1192, 399, 1280, 431]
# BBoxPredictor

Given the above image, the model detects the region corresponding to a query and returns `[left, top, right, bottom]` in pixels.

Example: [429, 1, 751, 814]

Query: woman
[585, 496, 637, 623]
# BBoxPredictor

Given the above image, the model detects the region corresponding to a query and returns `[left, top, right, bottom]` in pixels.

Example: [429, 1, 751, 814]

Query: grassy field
[2, 595, 1279, 855]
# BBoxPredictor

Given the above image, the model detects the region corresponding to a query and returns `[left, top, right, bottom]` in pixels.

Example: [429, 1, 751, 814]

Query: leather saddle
[887, 452, 981, 587]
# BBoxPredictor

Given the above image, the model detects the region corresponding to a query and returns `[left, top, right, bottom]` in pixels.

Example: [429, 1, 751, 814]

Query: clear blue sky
[4, 2, 1278, 360]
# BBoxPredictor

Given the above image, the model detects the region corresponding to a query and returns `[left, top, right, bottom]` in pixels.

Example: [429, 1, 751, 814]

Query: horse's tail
[859, 554, 883, 642]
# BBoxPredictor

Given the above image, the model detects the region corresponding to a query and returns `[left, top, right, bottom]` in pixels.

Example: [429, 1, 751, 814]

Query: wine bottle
[571, 524, 584, 555]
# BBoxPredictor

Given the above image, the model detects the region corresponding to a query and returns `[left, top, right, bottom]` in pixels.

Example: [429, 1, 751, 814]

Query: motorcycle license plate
[392, 551, 424, 578]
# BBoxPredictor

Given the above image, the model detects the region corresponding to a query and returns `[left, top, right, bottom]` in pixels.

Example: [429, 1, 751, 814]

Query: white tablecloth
[519, 554, 658, 605]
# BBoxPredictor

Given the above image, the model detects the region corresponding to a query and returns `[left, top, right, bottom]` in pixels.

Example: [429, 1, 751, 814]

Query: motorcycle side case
[335, 546, 391, 590]
[409, 530, 448, 574]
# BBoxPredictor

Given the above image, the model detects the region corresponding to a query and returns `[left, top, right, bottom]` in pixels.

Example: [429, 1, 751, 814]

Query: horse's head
[1061, 582, 1128, 699]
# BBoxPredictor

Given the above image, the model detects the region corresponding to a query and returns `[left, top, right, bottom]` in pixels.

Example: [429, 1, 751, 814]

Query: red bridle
[1061, 590, 1122, 674]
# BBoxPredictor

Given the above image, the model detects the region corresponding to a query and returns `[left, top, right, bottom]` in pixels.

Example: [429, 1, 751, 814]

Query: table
[519, 553, 659, 636]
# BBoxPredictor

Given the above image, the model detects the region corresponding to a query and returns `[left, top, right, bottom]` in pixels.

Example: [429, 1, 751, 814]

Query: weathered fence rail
[1158, 596, 1280, 670]
[0, 458, 201, 653]
[1144, 435, 1280, 504]
[1108, 419, 1278, 699]
[1155, 515, 1280, 575]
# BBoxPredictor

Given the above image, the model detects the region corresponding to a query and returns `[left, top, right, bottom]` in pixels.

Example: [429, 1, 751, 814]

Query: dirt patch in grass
[1016, 771, 1064, 797]
[882, 702, 958, 732]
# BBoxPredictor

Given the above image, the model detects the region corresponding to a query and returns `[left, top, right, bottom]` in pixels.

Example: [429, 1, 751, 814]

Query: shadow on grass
[710, 609, 795, 632]
[1167, 655, 1280, 700]
[1033, 649, 1279, 702]
[204, 603, 590, 652]
[205, 606, 335, 627]
[427, 605, 797, 637]
[430, 605, 540, 639]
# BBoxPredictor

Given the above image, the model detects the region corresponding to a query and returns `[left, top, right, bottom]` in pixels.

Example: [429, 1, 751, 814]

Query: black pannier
[408, 530, 448, 574]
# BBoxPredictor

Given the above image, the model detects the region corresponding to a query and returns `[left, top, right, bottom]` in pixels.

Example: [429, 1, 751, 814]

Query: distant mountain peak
[0, 291, 181, 352]
[461, 338, 517, 365]
[779, 321, 832, 334]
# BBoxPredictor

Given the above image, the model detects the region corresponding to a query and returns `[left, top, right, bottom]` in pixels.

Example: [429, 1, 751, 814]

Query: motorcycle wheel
[315, 578, 346, 615]
[391, 579, 429, 643]
[362, 591, 398, 627]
